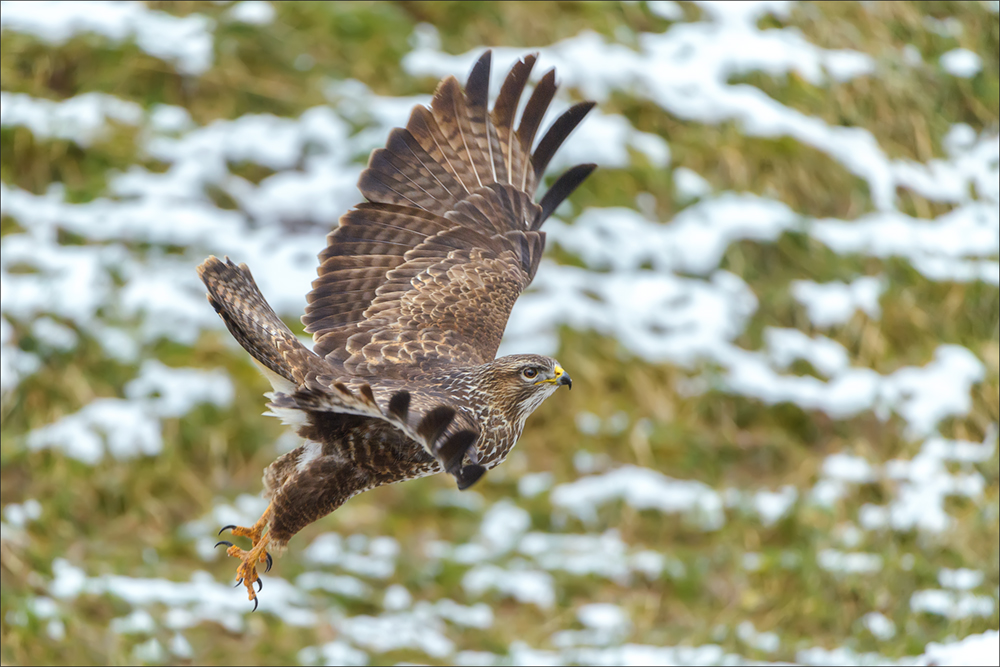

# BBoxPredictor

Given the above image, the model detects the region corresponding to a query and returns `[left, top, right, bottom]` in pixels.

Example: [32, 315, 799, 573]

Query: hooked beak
[536, 364, 573, 390]
[555, 365, 572, 390]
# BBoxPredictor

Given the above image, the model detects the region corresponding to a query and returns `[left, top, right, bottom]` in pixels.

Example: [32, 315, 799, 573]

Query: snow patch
[0, 1, 214, 75]
[0, 91, 143, 145]
[551, 465, 724, 530]
[940, 48, 983, 78]
[791, 276, 885, 328]
[226, 1, 275, 25]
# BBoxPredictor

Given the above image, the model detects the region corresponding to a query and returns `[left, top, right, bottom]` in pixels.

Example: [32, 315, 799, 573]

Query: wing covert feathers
[387, 390, 411, 421]
[308, 50, 596, 368]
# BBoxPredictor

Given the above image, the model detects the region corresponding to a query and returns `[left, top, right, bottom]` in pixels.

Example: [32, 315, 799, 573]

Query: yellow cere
[537, 365, 566, 385]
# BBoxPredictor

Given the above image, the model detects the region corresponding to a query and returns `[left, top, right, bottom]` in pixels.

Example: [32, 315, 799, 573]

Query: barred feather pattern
[197, 51, 589, 554]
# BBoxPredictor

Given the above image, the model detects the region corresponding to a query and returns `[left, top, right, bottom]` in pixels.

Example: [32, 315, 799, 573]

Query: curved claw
[234, 578, 243, 588]
[215, 540, 234, 549]
[255, 578, 263, 592]
[252, 597, 259, 613]
[218, 525, 237, 536]
[265, 552, 273, 573]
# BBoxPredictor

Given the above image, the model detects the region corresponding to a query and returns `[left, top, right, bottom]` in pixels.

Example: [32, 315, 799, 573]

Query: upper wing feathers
[534, 162, 598, 230]
[305, 50, 596, 374]
[515, 68, 557, 193]
[357, 128, 466, 214]
[406, 106, 474, 194]
[432, 77, 484, 190]
[492, 54, 537, 187]
[531, 101, 596, 186]
[462, 51, 499, 186]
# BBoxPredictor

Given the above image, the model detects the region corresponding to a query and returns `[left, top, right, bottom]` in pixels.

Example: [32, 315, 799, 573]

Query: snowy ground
[1, 1, 998, 665]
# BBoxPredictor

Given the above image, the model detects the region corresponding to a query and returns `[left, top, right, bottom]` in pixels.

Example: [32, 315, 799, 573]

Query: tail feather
[197, 256, 323, 387]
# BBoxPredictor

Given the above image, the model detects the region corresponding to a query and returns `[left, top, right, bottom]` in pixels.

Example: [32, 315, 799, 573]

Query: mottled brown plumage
[198, 51, 593, 607]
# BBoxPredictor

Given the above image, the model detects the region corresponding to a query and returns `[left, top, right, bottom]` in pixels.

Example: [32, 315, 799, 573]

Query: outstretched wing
[303, 51, 595, 377]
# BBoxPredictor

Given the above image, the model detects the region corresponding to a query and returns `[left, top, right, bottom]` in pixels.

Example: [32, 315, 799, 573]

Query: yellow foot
[215, 503, 273, 611]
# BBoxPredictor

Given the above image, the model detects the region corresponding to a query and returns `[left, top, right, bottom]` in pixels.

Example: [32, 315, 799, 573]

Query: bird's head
[483, 354, 572, 425]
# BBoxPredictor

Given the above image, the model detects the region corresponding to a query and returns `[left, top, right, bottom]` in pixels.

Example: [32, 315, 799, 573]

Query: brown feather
[492, 54, 537, 186]
[406, 106, 474, 194]
[515, 68, 558, 193]
[200, 53, 594, 567]
[462, 51, 497, 186]
[534, 162, 597, 229]
[531, 101, 597, 186]
[198, 256, 325, 384]
[431, 77, 483, 189]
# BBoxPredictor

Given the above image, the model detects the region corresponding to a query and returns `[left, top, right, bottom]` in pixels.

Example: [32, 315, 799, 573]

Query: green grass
[2, 1, 999, 665]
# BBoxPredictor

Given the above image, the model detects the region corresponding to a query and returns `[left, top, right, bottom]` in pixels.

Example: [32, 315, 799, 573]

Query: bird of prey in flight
[199, 50, 594, 609]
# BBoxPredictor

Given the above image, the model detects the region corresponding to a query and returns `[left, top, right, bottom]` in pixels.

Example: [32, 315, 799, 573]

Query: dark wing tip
[531, 101, 597, 183]
[533, 163, 597, 230]
[466, 50, 493, 97]
[493, 53, 538, 125]
[516, 68, 558, 149]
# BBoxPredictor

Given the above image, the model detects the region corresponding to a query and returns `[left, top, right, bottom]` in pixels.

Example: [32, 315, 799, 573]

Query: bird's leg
[215, 503, 274, 610]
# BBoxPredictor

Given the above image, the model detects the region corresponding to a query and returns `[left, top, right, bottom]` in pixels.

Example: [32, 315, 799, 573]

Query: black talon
[218, 525, 237, 536]
[265, 553, 273, 573]
[235, 578, 243, 587]
[215, 540, 234, 549]
[252, 597, 258, 613]
[255, 579, 263, 592]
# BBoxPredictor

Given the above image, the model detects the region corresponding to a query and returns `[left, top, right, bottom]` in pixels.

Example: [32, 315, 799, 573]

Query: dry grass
[2, 1, 998, 665]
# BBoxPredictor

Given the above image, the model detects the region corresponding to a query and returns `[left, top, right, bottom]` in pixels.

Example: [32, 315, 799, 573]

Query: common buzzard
[199, 51, 594, 608]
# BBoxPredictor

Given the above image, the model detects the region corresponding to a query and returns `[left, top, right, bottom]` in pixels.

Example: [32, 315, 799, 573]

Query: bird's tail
[197, 256, 324, 389]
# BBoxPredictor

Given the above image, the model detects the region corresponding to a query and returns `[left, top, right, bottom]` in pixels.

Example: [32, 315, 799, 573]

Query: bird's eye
[522, 368, 538, 379]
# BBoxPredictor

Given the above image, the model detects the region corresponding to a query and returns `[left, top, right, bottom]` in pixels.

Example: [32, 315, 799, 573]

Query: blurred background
[1, 1, 998, 665]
